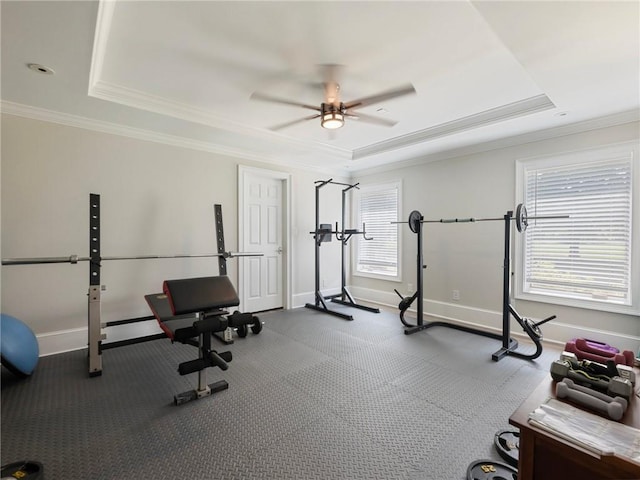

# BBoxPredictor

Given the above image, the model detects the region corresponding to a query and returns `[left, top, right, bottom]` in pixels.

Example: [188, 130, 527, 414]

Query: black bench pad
[145, 293, 227, 342]
[163, 276, 240, 315]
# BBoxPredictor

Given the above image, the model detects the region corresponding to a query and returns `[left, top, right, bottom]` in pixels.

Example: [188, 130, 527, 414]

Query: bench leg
[173, 332, 230, 406]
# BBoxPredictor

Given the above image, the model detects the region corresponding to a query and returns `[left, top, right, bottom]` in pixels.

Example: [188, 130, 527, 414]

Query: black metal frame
[87, 195, 236, 376]
[305, 179, 380, 320]
[397, 209, 554, 362]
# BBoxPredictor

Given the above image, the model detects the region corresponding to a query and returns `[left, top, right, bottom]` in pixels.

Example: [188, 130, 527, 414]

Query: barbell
[1, 251, 261, 266]
[395, 204, 568, 234]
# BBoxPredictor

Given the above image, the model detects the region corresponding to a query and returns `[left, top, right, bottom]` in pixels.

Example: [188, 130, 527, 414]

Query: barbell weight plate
[523, 318, 542, 342]
[494, 430, 519, 468]
[408, 210, 422, 234]
[236, 324, 248, 338]
[515, 203, 528, 233]
[466, 459, 517, 480]
[251, 318, 263, 334]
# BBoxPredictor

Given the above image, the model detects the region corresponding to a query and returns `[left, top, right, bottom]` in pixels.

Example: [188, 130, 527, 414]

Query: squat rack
[394, 204, 566, 362]
[305, 179, 380, 321]
[2, 193, 259, 376]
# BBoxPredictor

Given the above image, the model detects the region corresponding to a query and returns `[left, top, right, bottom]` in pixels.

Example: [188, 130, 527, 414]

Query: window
[516, 142, 638, 314]
[354, 181, 401, 280]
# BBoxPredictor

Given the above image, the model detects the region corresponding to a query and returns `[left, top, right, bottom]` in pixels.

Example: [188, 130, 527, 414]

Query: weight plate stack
[494, 429, 519, 467]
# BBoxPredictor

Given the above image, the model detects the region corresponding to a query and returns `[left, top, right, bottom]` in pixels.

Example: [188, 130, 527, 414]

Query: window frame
[514, 141, 639, 315]
[352, 180, 402, 282]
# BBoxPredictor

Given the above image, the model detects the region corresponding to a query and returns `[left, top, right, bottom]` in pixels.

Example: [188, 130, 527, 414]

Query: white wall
[4, 113, 638, 356]
[350, 122, 640, 353]
[1, 114, 345, 354]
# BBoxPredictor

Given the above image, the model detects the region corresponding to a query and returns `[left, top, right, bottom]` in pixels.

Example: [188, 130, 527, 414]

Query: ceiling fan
[250, 66, 416, 131]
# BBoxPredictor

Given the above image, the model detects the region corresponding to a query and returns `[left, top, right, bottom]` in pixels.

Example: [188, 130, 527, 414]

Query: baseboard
[293, 288, 341, 309]
[37, 320, 163, 357]
[348, 285, 640, 353]
[37, 327, 87, 357]
[37, 287, 640, 357]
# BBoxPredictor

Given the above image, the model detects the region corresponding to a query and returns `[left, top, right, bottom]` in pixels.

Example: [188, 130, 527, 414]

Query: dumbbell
[561, 378, 628, 411]
[560, 351, 636, 385]
[227, 311, 262, 337]
[556, 380, 626, 421]
[550, 360, 633, 400]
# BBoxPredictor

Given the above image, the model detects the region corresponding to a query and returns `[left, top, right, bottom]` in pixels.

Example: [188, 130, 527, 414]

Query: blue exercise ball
[0, 314, 39, 377]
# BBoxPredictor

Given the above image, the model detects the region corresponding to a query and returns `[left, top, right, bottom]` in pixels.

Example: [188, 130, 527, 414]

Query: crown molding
[88, 80, 352, 161]
[0, 101, 347, 175]
[349, 109, 640, 176]
[353, 94, 555, 160]
[87, 0, 349, 163]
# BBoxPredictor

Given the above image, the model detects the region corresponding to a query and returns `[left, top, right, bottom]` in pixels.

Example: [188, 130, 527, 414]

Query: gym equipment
[550, 359, 633, 401]
[556, 380, 626, 421]
[394, 206, 562, 361]
[564, 338, 635, 367]
[0, 314, 39, 377]
[494, 429, 519, 468]
[466, 459, 517, 480]
[2, 195, 261, 376]
[559, 350, 636, 385]
[305, 179, 380, 320]
[227, 311, 262, 338]
[0, 460, 44, 479]
[571, 338, 620, 355]
[145, 276, 238, 405]
[560, 377, 628, 412]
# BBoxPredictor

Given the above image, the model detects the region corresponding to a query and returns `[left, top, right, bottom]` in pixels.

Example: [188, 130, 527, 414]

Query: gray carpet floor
[1, 306, 560, 479]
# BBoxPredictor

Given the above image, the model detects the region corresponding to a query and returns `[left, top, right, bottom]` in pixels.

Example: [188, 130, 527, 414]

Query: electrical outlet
[452, 290, 460, 301]
[408, 283, 414, 293]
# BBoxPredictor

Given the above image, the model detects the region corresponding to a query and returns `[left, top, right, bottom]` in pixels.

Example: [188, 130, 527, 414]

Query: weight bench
[145, 276, 239, 405]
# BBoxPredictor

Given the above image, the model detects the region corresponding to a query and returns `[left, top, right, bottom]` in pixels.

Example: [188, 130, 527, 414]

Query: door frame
[238, 165, 292, 310]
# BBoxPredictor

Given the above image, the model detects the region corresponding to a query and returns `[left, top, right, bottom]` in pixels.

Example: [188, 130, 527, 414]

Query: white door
[241, 170, 284, 312]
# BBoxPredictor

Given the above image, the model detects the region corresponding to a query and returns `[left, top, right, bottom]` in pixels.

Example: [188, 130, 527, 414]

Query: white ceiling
[2, 1, 639, 174]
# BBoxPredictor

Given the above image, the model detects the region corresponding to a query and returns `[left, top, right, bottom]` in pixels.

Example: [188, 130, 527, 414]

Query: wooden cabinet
[509, 377, 640, 480]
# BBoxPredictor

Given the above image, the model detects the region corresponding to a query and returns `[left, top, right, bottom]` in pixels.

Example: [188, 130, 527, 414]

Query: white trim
[514, 140, 640, 315]
[0, 102, 345, 176]
[238, 165, 292, 310]
[348, 285, 640, 353]
[352, 180, 403, 282]
[88, 80, 351, 161]
[353, 94, 555, 160]
[350, 110, 640, 175]
[88, 0, 116, 94]
[36, 327, 87, 357]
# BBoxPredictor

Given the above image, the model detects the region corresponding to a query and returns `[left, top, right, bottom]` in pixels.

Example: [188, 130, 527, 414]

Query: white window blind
[522, 155, 633, 307]
[356, 183, 399, 278]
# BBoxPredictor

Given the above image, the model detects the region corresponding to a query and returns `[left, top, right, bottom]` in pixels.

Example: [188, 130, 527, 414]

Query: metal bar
[392, 214, 568, 225]
[421, 214, 568, 224]
[100, 333, 167, 350]
[1, 252, 262, 266]
[1, 256, 84, 265]
[214, 204, 227, 276]
[88, 193, 102, 376]
[104, 315, 156, 327]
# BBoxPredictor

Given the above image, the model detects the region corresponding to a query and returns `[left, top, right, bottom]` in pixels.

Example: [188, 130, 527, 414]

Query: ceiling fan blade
[269, 114, 321, 131]
[343, 84, 416, 110]
[251, 92, 320, 112]
[345, 111, 398, 127]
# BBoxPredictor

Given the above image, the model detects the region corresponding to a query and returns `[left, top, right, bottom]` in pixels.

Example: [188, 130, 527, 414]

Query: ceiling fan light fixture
[320, 103, 344, 129]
